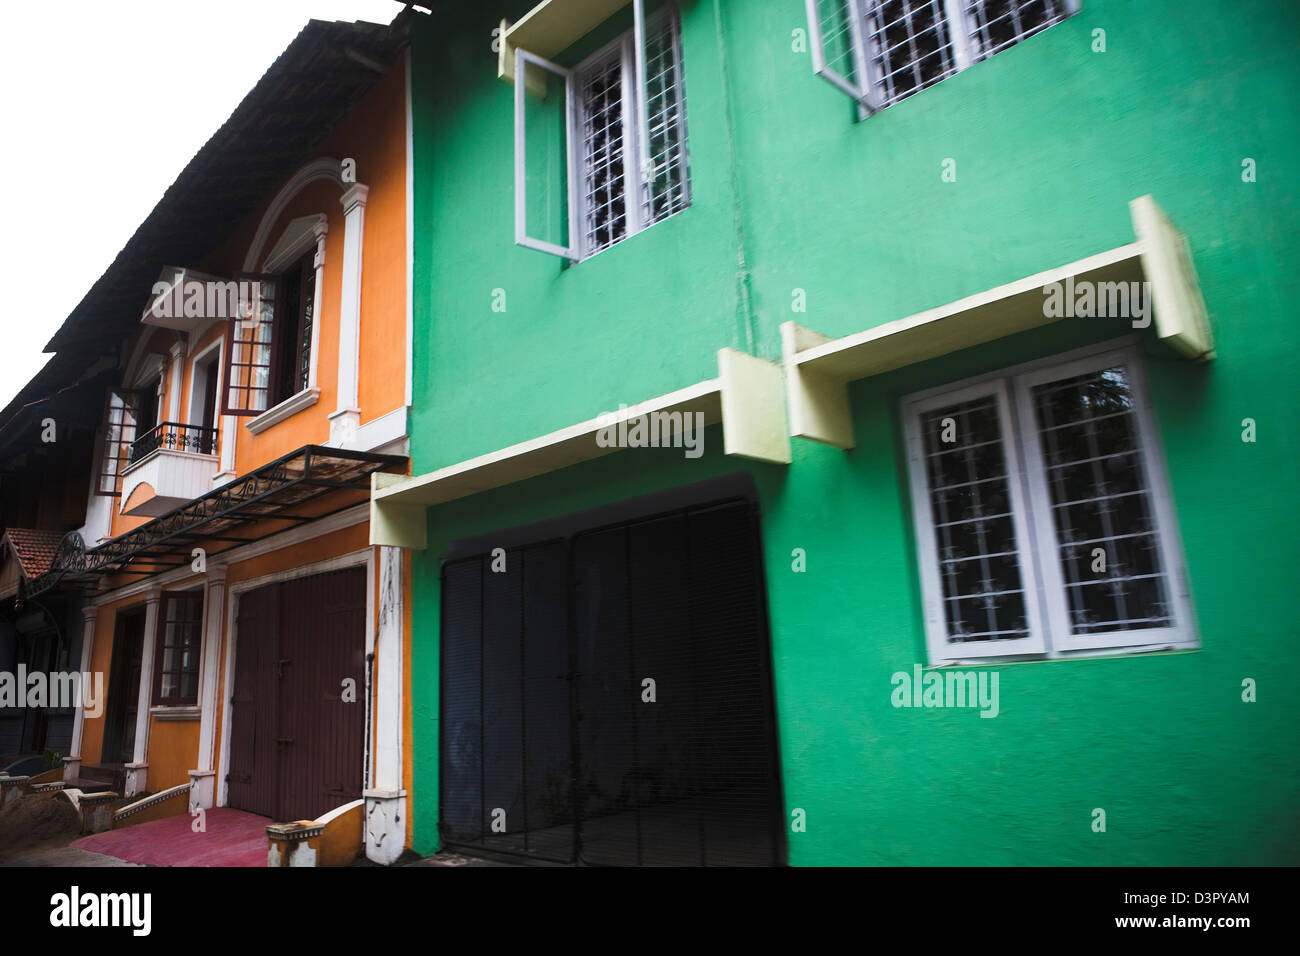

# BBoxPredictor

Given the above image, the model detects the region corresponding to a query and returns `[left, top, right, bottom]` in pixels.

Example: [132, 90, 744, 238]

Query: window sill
[150, 705, 200, 721]
[245, 387, 319, 435]
[931, 642, 1200, 668]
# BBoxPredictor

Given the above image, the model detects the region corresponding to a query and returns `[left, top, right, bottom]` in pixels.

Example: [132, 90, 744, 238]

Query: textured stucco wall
[408, 0, 1300, 864]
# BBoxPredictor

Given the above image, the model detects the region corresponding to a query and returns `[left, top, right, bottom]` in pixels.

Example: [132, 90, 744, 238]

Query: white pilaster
[365, 545, 406, 864]
[63, 606, 99, 782]
[126, 591, 161, 795]
[190, 565, 227, 810]
[331, 183, 369, 444]
[167, 341, 185, 422]
[308, 225, 328, 390]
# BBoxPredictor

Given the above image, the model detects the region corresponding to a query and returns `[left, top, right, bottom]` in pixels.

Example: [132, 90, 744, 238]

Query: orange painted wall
[145, 718, 199, 791]
[80, 577, 203, 773]
[106, 49, 408, 494]
[80, 51, 412, 840]
[331, 58, 409, 425]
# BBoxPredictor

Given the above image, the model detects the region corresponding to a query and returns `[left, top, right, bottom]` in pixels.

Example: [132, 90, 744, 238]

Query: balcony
[128, 421, 217, 465]
[120, 422, 219, 517]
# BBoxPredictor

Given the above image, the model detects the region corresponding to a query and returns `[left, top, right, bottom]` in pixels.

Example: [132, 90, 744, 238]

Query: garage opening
[226, 566, 366, 821]
[440, 475, 784, 865]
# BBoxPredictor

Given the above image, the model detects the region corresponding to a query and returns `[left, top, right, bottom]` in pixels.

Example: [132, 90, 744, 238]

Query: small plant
[42, 749, 62, 770]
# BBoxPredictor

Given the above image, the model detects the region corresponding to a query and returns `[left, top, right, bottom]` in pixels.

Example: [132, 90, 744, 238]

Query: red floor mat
[72, 808, 270, 867]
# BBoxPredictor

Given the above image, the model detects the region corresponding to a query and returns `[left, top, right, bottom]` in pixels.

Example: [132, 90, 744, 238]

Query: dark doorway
[101, 607, 146, 765]
[226, 567, 367, 821]
[439, 476, 784, 866]
[194, 350, 220, 433]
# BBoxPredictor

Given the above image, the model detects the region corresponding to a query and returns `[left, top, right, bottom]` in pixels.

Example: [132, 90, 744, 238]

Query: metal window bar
[574, 7, 689, 259]
[637, 8, 691, 226]
[862, 0, 959, 107]
[846, 0, 1074, 108]
[962, 0, 1071, 60]
[577, 44, 632, 256]
[1031, 367, 1173, 636]
[921, 396, 1031, 643]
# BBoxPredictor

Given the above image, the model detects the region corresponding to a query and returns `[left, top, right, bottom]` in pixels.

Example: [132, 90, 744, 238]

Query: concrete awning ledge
[782, 195, 1214, 450]
[370, 348, 790, 549]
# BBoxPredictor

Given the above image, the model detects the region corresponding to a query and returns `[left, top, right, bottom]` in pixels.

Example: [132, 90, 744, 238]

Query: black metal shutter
[439, 489, 782, 866]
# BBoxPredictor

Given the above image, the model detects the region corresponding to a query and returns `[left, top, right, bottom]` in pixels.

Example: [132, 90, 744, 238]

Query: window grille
[905, 347, 1195, 664]
[807, 0, 1077, 111]
[515, 3, 690, 261]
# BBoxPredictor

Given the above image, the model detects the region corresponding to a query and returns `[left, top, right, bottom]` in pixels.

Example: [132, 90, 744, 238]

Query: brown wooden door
[226, 568, 366, 821]
[227, 585, 279, 817]
[276, 569, 366, 821]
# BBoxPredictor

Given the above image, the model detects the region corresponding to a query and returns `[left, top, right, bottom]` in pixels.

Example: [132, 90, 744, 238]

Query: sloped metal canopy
[27, 446, 405, 598]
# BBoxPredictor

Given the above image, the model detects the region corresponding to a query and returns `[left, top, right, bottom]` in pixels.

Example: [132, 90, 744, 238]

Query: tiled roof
[2, 529, 65, 578]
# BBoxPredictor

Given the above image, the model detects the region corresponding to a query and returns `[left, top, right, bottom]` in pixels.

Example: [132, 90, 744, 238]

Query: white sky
[0, 0, 402, 411]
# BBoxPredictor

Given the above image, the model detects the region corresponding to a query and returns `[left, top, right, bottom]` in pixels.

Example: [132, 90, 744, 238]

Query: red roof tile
[2, 529, 65, 578]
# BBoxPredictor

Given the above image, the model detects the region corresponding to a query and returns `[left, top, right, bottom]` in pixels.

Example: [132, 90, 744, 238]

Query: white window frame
[514, 1, 689, 261]
[187, 338, 224, 434]
[904, 341, 1198, 666]
[807, 0, 1081, 115]
[906, 377, 1049, 664]
[515, 47, 580, 260]
[1014, 347, 1197, 653]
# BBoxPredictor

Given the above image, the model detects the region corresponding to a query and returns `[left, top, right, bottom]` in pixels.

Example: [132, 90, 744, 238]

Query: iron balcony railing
[128, 421, 218, 465]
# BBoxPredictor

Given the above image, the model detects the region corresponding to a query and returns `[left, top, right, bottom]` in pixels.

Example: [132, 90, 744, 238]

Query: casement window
[807, 0, 1078, 113]
[94, 389, 138, 497]
[904, 346, 1196, 665]
[152, 590, 204, 708]
[515, 2, 690, 260]
[221, 249, 316, 416]
[271, 250, 315, 406]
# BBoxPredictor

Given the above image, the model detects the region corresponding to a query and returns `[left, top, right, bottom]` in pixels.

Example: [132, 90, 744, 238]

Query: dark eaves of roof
[0, 14, 411, 458]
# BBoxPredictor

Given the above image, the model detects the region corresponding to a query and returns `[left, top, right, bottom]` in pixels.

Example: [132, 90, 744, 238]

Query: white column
[216, 409, 237, 483]
[190, 566, 227, 811]
[167, 341, 185, 422]
[365, 546, 406, 864]
[63, 606, 99, 782]
[330, 183, 369, 446]
[307, 223, 328, 390]
[125, 590, 161, 796]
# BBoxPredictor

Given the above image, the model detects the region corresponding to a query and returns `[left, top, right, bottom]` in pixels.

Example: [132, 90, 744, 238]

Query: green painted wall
[409, 0, 1300, 864]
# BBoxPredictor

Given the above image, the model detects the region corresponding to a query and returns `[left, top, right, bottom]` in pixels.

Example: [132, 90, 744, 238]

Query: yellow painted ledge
[782, 194, 1214, 450]
[498, 0, 630, 90]
[371, 348, 789, 549]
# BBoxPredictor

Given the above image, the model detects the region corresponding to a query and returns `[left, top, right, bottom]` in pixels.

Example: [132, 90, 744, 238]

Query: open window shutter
[805, 0, 879, 111]
[222, 274, 279, 416]
[93, 388, 137, 497]
[514, 47, 578, 259]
